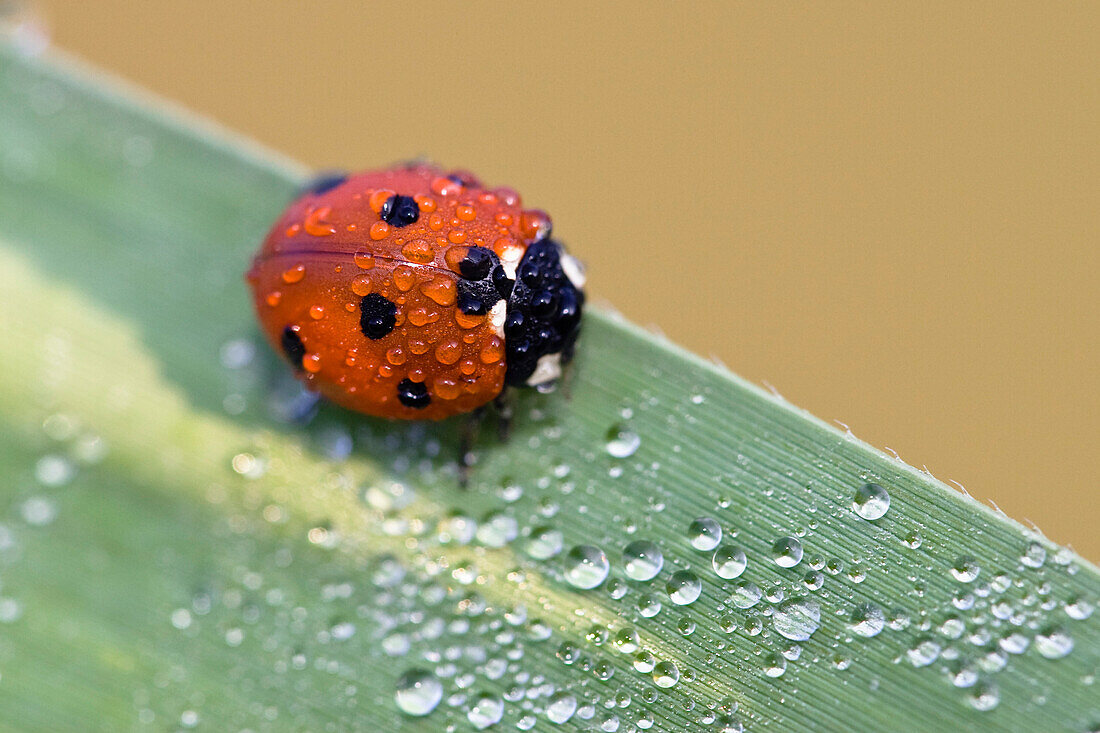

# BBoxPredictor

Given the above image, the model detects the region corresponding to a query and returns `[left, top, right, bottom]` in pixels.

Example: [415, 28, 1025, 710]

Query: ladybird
[246, 164, 585, 421]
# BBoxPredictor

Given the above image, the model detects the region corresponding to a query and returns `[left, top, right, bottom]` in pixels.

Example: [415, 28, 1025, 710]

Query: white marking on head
[489, 300, 506, 338]
[499, 245, 522, 280]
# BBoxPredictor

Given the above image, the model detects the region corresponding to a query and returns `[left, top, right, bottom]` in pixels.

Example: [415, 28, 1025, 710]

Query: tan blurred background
[31, 2, 1098, 559]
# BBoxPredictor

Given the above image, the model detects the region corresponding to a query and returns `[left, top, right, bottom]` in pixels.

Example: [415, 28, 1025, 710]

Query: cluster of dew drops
[388, 447, 1094, 731]
[170, 339, 1099, 730]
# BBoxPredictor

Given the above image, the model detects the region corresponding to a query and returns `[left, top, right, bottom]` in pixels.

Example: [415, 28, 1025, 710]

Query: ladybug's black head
[503, 239, 585, 390]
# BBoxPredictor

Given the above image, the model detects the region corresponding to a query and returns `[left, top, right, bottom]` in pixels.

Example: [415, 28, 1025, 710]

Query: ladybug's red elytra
[246, 164, 585, 421]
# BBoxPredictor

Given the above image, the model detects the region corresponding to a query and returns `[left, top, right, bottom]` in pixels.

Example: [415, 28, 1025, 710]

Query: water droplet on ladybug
[435, 340, 463, 365]
[393, 266, 416, 292]
[354, 249, 375, 269]
[282, 264, 306, 284]
[402, 239, 434, 263]
[351, 275, 372, 297]
[421, 277, 456, 306]
[369, 221, 390, 240]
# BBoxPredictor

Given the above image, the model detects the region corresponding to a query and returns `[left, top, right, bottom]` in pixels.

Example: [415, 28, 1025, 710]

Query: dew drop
[968, 681, 1000, 711]
[772, 598, 821, 641]
[849, 603, 886, 637]
[666, 571, 702, 606]
[951, 557, 981, 583]
[1064, 596, 1094, 621]
[730, 582, 762, 609]
[1034, 626, 1074, 659]
[771, 536, 804, 568]
[476, 513, 518, 548]
[637, 593, 662, 618]
[1020, 541, 1047, 568]
[802, 571, 824, 591]
[35, 454, 74, 486]
[947, 660, 979, 688]
[907, 637, 942, 667]
[605, 425, 641, 458]
[762, 653, 787, 678]
[613, 628, 640, 653]
[712, 545, 748, 579]
[687, 517, 722, 551]
[852, 482, 890, 520]
[395, 669, 443, 716]
[622, 540, 664, 581]
[20, 496, 57, 526]
[564, 545, 610, 589]
[546, 692, 577, 724]
[652, 661, 680, 688]
[525, 526, 564, 560]
[468, 693, 504, 729]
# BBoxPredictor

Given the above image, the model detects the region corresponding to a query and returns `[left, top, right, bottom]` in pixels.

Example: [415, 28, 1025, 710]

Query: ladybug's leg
[458, 407, 486, 489]
[493, 390, 515, 442]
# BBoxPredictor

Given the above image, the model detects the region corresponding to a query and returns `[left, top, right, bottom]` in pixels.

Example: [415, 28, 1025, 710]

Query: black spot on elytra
[359, 293, 397, 340]
[456, 285, 488, 315]
[299, 171, 347, 196]
[380, 194, 420, 227]
[458, 246, 492, 281]
[280, 326, 306, 370]
[455, 247, 511, 315]
[503, 239, 585, 387]
[397, 378, 430, 409]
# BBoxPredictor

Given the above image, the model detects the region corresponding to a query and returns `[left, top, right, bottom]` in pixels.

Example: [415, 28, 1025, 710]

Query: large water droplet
[605, 425, 641, 458]
[849, 603, 886, 637]
[622, 540, 664, 581]
[666, 571, 702, 605]
[468, 693, 504, 729]
[395, 669, 443, 716]
[771, 536, 804, 568]
[712, 545, 747, 579]
[653, 661, 680, 688]
[852, 482, 890, 520]
[564, 545, 610, 589]
[772, 599, 821, 641]
[687, 517, 722, 551]
[546, 692, 577, 724]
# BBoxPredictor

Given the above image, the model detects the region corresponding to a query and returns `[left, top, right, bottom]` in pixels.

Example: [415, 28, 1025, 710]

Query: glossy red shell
[247, 164, 549, 420]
